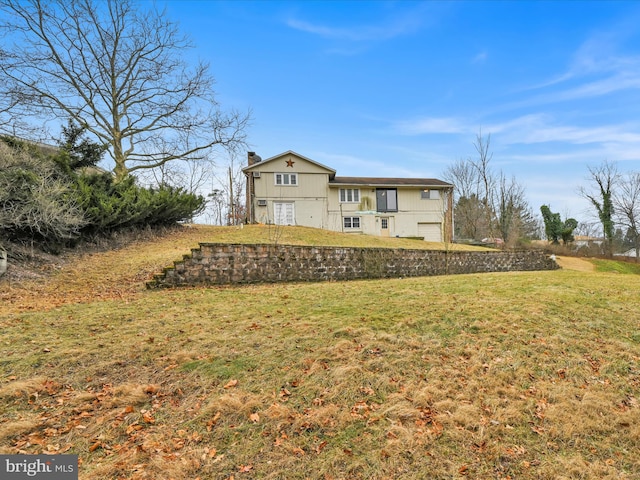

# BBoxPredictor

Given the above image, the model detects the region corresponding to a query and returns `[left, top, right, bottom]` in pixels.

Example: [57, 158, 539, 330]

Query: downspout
[244, 170, 253, 224]
[246, 152, 256, 224]
[445, 186, 454, 244]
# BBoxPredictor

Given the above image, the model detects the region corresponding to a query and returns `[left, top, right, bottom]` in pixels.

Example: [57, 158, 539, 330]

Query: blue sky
[163, 0, 640, 221]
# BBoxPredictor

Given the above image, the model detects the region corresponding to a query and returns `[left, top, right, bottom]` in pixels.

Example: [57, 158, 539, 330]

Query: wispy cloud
[524, 12, 640, 101]
[393, 113, 640, 158]
[285, 17, 417, 42]
[491, 115, 640, 146]
[393, 116, 469, 135]
[284, 5, 429, 43]
[311, 151, 418, 178]
[472, 50, 488, 64]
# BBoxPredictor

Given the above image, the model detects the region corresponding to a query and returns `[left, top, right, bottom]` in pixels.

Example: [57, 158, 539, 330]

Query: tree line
[444, 132, 640, 259]
[0, 0, 638, 261]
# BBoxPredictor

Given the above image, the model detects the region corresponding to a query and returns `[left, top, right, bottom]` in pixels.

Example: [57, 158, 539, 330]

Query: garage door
[418, 223, 441, 242]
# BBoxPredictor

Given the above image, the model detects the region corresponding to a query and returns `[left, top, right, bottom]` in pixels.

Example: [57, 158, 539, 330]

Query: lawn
[1, 225, 639, 479]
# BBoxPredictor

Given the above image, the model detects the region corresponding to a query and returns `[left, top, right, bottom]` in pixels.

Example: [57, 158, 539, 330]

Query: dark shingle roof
[329, 176, 452, 187]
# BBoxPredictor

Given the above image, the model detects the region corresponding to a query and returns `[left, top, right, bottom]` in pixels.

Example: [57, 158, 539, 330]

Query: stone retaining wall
[147, 243, 559, 288]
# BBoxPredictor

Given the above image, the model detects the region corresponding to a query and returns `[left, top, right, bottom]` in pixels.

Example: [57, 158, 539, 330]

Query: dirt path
[555, 256, 595, 272]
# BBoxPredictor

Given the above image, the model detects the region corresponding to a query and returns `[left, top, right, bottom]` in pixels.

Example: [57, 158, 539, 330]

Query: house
[242, 151, 454, 242]
[573, 235, 604, 248]
[614, 248, 640, 260]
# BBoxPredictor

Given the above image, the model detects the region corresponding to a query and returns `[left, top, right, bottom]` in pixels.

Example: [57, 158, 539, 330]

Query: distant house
[614, 248, 640, 260]
[242, 151, 454, 242]
[573, 235, 604, 248]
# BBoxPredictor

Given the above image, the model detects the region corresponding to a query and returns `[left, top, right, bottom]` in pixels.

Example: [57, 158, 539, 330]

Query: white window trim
[343, 216, 361, 229]
[275, 173, 298, 186]
[421, 189, 440, 200]
[339, 188, 360, 203]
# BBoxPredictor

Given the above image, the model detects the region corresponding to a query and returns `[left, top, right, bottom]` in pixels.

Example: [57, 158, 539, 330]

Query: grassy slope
[1, 225, 639, 479]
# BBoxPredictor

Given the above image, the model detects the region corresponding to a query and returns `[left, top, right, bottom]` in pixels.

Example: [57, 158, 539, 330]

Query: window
[381, 218, 388, 229]
[376, 189, 397, 212]
[339, 188, 360, 203]
[421, 189, 440, 200]
[275, 173, 298, 186]
[343, 216, 361, 229]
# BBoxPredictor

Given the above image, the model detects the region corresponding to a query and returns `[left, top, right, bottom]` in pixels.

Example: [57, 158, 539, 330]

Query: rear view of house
[243, 151, 454, 242]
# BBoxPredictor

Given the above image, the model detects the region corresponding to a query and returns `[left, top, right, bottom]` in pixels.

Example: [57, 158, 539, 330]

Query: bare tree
[614, 171, 640, 260]
[0, 0, 249, 183]
[496, 173, 533, 246]
[444, 131, 536, 246]
[444, 158, 477, 201]
[444, 141, 494, 241]
[471, 130, 497, 241]
[142, 156, 215, 197]
[579, 161, 619, 256]
[0, 87, 34, 138]
[207, 189, 225, 226]
[207, 156, 246, 225]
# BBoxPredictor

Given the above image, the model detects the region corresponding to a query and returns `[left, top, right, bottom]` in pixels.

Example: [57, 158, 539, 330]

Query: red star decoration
[286, 159, 295, 167]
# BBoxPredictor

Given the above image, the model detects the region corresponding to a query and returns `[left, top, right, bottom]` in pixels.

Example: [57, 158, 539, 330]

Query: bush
[75, 174, 205, 234]
[0, 141, 86, 249]
[0, 133, 206, 252]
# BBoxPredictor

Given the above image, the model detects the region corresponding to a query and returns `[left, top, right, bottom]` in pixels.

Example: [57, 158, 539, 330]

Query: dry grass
[555, 256, 595, 272]
[0, 224, 485, 314]
[1, 225, 639, 479]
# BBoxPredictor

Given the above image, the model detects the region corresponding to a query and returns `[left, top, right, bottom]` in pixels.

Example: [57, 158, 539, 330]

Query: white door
[418, 222, 442, 242]
[380, 217, 390, 237]
[274, 202, 295, 225]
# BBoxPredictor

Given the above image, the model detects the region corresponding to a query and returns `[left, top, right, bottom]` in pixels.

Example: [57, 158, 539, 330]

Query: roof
[329, 176, 453, 188]
[242, 150, 336, 174]
[241, 151, 452, 187]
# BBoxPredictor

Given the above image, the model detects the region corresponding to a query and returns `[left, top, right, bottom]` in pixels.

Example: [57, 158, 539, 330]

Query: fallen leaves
[3, 378, 203, 473]
[206, 412, 221, 432]
[279, 388, 291, 401]
[223, 379, 238, 389]
[349, 400, 379, 419]
[141, 410, 156, 424]
[315, 440, 328, 454]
